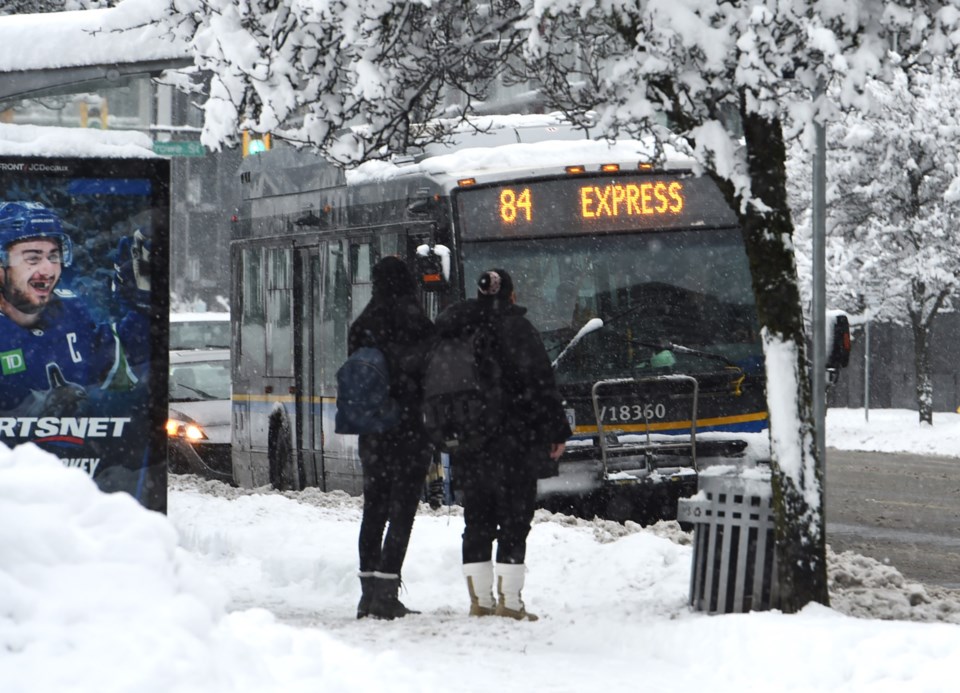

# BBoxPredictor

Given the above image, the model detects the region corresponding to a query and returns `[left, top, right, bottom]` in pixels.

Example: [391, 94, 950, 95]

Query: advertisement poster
[0, 156, 169, 512]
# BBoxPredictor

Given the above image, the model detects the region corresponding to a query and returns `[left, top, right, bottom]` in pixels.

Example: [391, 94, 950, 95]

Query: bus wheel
[268, 413, 298, 491]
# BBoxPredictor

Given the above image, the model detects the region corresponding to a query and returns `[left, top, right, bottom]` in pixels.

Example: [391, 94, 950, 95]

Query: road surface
[826, 448, 960, 589]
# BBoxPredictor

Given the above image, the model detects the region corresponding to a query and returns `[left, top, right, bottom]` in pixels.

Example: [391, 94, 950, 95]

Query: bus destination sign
[455, 174, 738, 240]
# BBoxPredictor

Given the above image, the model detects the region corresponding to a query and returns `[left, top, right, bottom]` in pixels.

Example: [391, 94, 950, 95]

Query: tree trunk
[734, 106, 830, 612]
[912, 311, 933, 425]
[908, 280, 949, 426]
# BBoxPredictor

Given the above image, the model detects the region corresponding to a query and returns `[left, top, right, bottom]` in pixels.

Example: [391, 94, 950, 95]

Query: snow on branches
[523, 0, 960, 205]
[154, 0, 960, 188]
[158, 0, 527, 163]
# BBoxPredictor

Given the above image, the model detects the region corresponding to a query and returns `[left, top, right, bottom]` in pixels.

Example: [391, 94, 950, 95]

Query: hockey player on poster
[0, 201, 152, 418]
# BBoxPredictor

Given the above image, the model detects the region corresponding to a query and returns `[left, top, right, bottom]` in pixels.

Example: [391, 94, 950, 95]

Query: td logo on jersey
[1, 349, 26, 375]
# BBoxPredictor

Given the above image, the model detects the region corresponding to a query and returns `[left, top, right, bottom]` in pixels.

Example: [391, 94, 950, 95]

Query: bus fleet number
[600, 403, 667, 423]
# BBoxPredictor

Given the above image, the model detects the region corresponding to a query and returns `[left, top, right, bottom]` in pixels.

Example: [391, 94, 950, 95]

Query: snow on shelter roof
[0, 123, 157, 158]
[0, 1, 189, 72]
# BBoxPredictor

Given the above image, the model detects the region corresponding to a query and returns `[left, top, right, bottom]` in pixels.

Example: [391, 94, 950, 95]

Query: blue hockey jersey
[0, 290, 151, 416]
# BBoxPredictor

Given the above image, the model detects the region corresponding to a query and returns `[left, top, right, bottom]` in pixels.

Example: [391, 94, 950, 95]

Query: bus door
[234, 242, 297, 489]
[295, 244, 325, 488]
[302, 236, 377, 495]
[294, 235, 392, 491]
[302, 228, 436, 494]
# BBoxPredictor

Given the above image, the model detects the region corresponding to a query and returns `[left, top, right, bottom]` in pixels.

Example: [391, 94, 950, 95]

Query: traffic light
[242, 131, 271, 157]
[79, 100, 109, 129]
[826, 311, 851, 370]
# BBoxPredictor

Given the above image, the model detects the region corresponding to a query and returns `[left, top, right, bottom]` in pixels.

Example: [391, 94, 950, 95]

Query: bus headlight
[166, 418, 208, 441]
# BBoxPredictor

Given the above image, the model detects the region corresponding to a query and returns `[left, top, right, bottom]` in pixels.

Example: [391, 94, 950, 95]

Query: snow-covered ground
[828, 406, 960, 458]
[3, 408, 960, 693]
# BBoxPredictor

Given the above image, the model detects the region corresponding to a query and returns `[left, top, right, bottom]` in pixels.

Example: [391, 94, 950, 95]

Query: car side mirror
[415, 244, 450, 293]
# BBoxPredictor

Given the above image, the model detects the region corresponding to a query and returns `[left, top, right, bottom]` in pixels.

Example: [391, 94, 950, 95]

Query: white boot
[495, 563, 539, 621]
[463, 561, 496, 616]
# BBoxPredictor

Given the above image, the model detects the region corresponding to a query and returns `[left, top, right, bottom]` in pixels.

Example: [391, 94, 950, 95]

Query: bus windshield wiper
[551, 318, 604, 370]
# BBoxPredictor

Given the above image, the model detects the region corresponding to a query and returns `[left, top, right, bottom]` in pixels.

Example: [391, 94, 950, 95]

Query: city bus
[230, 117, 773, 522]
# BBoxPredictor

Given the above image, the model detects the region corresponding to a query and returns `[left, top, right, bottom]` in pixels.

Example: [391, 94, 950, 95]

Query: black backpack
[422, 324, 502, 454]
[334, 346, 401, 435]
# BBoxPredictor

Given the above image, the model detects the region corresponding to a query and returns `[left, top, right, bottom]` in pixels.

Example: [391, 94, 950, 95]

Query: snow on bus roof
[347, 114, 696, 185]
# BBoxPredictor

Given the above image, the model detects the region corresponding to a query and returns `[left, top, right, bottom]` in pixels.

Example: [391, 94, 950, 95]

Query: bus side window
[379, 231, 401, 259]
[266, 246, 293, 376]
[240, 246, 267, 378]
[319, 240, 350, 389]
[350, 241, 377, 321]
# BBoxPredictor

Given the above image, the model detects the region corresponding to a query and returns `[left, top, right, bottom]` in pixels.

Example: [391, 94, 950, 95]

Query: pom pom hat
[477, 269, 513, 301]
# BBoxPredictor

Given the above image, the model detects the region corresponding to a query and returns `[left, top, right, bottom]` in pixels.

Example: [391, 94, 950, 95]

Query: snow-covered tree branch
[160, 0, 529, 162]
[792, 56, 960, 425]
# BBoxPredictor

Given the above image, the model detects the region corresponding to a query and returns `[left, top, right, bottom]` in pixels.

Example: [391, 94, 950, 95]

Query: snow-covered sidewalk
[5, 409, 960, 692]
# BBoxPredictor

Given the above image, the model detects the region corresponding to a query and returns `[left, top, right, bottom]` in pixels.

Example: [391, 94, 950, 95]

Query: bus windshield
[462, 228, 762, 385]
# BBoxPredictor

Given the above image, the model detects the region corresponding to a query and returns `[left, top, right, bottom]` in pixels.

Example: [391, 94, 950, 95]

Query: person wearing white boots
[437, 269, 571, 621]
[463, 560, 497, 617]
[463, 560, 538, 620]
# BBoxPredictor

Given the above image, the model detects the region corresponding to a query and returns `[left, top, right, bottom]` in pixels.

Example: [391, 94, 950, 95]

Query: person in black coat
[435, 268, 572, 621]
[348, 256, 434, 620]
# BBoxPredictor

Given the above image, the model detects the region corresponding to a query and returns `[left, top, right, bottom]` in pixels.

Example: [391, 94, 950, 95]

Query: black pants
[358, 431, 432, 576]
[458, 443, 540, 566]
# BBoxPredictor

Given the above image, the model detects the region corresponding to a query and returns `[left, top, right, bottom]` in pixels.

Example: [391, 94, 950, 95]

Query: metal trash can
[677, 470, 780, 614]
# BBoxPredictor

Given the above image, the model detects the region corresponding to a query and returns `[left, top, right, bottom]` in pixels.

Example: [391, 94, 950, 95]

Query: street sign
[153, 140, 205, 158]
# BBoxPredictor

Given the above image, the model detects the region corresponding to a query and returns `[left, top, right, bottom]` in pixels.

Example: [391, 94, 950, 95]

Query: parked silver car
[167, 348, 233, 483]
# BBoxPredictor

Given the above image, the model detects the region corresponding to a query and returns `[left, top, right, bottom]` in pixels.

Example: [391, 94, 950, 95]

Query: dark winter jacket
[434, 296, 572, 453]
[348, 258, 435, 447]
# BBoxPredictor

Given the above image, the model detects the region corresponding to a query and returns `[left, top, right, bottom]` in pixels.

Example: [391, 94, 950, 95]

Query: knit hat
[477, 268, 513, 300]
[372, 256, 416, 298]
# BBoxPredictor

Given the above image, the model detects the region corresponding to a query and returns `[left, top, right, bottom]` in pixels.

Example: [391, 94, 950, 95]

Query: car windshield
[170, 316, 231, 350]
[462, 228, 762, 385]
[169, 359, 231, 401]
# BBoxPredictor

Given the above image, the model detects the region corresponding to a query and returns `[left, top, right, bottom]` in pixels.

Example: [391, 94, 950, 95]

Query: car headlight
[166, 418, 208, 441]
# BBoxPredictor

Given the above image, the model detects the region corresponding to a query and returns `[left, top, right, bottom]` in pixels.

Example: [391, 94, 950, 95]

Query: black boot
[357, 572, 376, 619]
[369, 573, 420, 620]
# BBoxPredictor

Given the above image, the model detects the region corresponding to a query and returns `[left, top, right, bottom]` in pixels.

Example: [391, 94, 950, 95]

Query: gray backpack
[421, 325, 502, 453]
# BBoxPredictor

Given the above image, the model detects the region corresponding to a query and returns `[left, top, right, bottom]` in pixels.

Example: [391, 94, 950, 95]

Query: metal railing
[590, 374, 699, 479]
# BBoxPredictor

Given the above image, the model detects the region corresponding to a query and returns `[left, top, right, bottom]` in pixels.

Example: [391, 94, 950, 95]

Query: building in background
[154, 82, 240, 311]
[1, 76, 238, 311]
